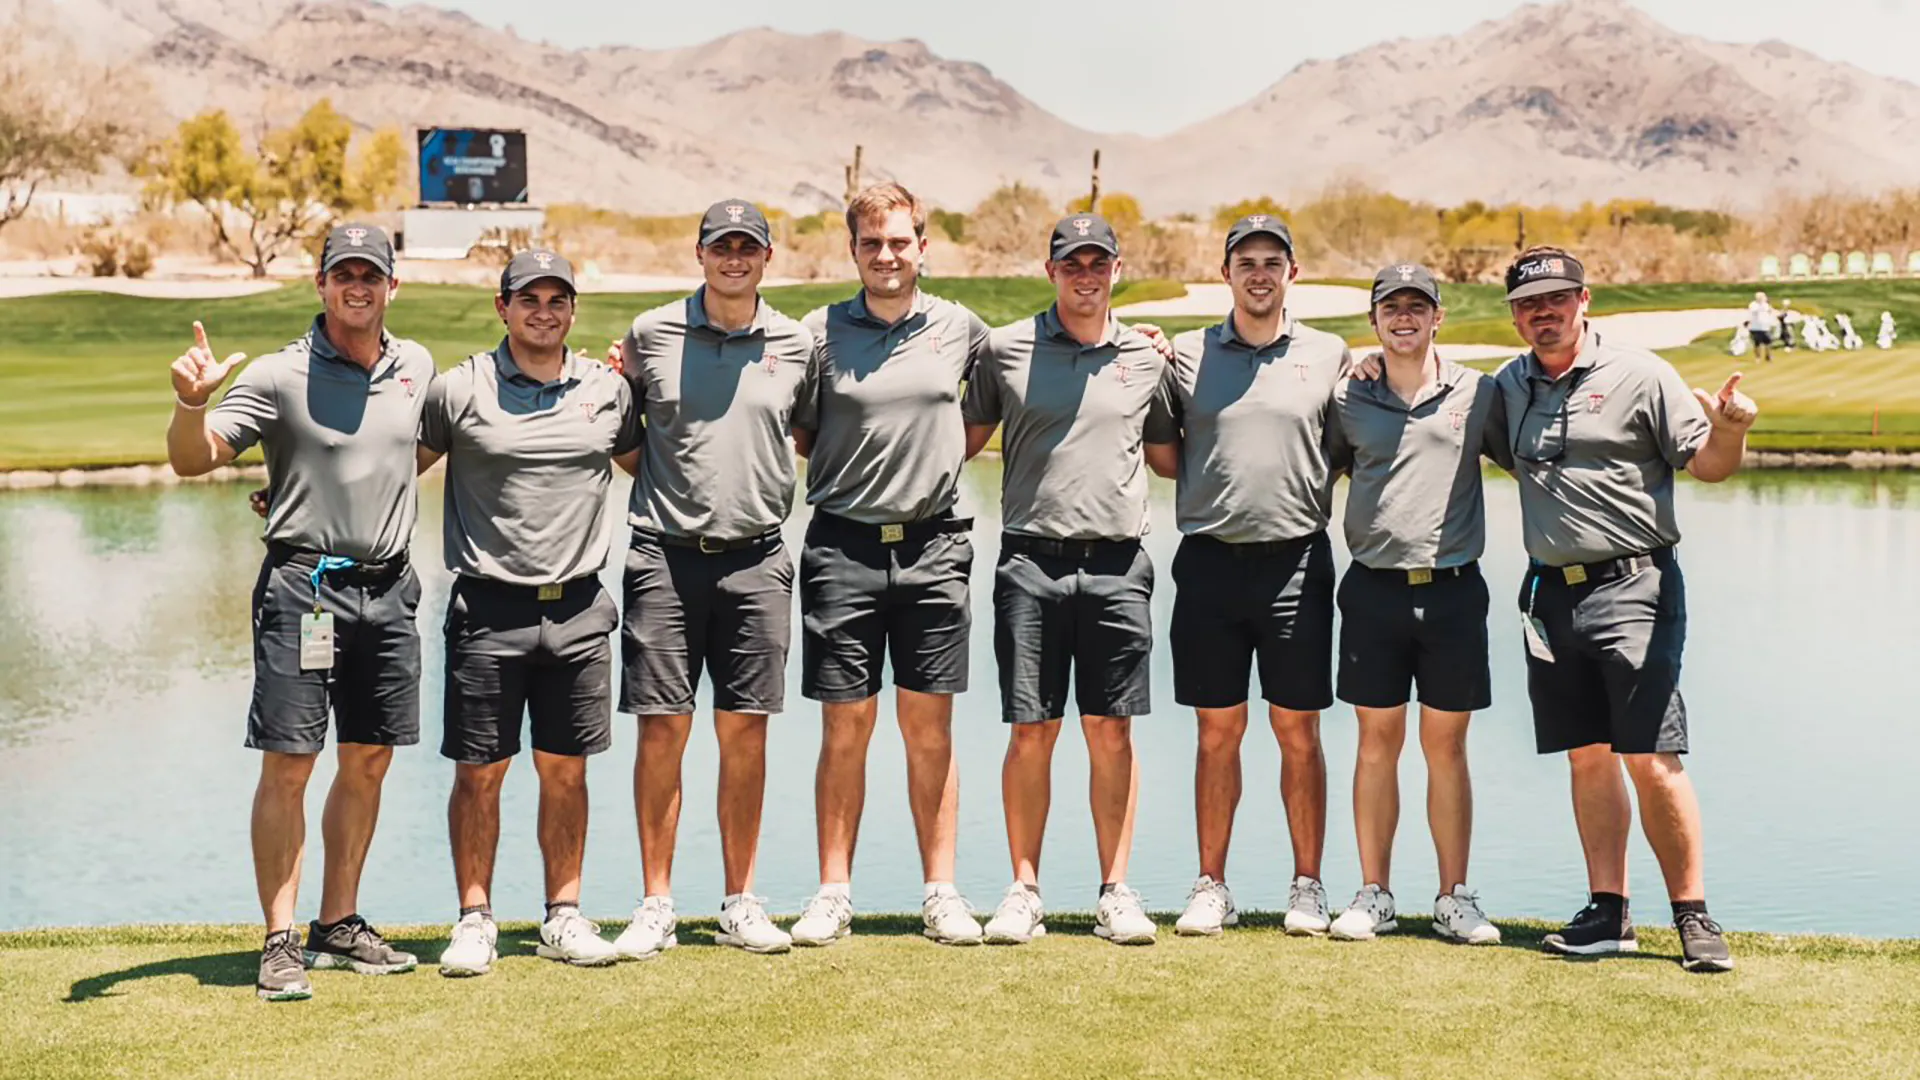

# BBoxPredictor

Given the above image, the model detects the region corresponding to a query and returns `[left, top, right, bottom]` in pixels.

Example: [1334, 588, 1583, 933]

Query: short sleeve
[206, 359, 276, 455]
[613, 376, 644, 456]
[1646, 362, 1710, 468]
[960, 351, 1001, 426]
[1480, 378, 1515, 471]
[963, 311, 992, 383]
[417, 364, 459, 453]
[791, 336, 822, 432]
[1144, 362, 1181, 444]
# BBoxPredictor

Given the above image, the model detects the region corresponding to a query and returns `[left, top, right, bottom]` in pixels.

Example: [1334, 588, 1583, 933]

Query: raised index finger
[193, 321, 210, 353]
[1718, 372, 1743, 402]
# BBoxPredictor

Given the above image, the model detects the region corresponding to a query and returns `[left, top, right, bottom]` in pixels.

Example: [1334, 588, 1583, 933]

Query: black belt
[632, 528, 781, 555]
[455, 574, 599, 603]
[1533, 547, 1670, 587]
[265, 541, 408, 582]
[1354, 561, 1478, 586]
[1187, 532, 1322, 558]
[1000, 533, 1139, 561]
[811, 510, 971, 546]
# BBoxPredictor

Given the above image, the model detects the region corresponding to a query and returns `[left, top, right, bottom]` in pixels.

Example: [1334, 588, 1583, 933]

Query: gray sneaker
[304, 915, 418, 975]
[257, 929, 312, 1002]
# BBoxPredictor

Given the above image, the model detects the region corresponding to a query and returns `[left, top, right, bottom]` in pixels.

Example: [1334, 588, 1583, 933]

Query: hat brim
[321, 253, 393, 276]
[701, 226, 771, 247]
[1225, 228, 1294, 256]
[1372, 284, 1441, 306]
[1051, 240, 1120, 260]
[1505, 278, 1583, 301]
[502, 273, 576, 295]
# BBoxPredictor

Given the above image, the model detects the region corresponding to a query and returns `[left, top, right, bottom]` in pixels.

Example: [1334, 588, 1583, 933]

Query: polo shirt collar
[688, 286, 770, 337]
[848, 288, 933, 327]
[1522, 323, 1607, 383]
[1039, 304, 1123, 349]
[1218, 312, 1296, 351]
[491, 337, 577, 387]
[309, 315, 397, 376]
[1357, 351, 1463, 411]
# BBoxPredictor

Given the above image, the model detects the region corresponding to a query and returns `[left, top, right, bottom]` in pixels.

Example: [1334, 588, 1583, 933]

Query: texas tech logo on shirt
[398, 376, 417, 397]
[1449, 409, 1466, 430]
[1587, 392, 1606, 414]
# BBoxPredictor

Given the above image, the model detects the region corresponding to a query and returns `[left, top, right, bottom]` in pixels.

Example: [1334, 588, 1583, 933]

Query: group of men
[165, 182, 1758, 1003]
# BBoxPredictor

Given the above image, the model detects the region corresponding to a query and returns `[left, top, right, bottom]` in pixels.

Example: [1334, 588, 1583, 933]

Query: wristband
[175, 394, 209, 411]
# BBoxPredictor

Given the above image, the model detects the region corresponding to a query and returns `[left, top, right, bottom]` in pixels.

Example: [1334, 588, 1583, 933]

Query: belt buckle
[1406, 568, 1433, 586]
[698, 536, 724, 555]
[537, 583, 564, 602]
[1562, 565, 1589, 585]
[879, 523, 905, 544]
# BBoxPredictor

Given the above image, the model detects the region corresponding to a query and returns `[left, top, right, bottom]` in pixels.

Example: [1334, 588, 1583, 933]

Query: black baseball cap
[1371, 263, 1442, 306]
[1224, 214, 1294, 259]
[700, 199, 773, 247]
[320, 222, 394, 276]
[500, 249, 577, 295]
[1506, 251, 1586, 300]
[1049, 214, 1121, 260]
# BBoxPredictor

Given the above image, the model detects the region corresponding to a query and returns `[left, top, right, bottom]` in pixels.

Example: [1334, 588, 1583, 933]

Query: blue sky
[433, 0, 1920, 134]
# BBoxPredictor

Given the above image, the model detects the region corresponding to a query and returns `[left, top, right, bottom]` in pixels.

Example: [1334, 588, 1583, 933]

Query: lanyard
[1525, 571, 1540, 617]
[310, 556, 358, 612]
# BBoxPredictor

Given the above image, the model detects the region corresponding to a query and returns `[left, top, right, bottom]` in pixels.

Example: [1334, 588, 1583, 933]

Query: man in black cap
[169, 222, 430, 1001]
[1145, 215, 1351, 939]
[1321, 263, 1507, 945]
[612, 199, 816, 957]
[419, 249, 643, 976]
[962, 213, 1170, 947]
[1491, 245, 1755, 972]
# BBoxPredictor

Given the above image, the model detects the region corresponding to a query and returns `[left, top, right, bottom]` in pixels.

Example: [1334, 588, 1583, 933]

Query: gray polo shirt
[622, 288, 816, 539]
[419, 340, 642, 585]
[1489, 327, 1711, 565]
[795, 290, 990, 524]
[1144, 316, 1351, 543]
[961, 307, 1170, 541]
[1328, 359, 1506, 570]
[208, 315, 433, 562]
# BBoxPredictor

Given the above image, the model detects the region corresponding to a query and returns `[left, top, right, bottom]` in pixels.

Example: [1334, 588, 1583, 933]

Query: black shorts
[800, 513, 972, 702]
[442, 576, 619, 764]
[620, 532, 793, 716]
[1170, 532, 1334, 712]
[1336, 562, 1491, 712]
[992, 538, 1153, 723]
[1522, 549, 1688, 755]
[246, 549, 422, 754]
[1750, 328, 1775, 346]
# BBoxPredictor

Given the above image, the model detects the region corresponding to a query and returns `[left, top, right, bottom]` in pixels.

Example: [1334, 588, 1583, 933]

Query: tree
[967, 182, 1057, 268]
[0, 7, 136, 234]
[142, 100, 404, 278]
[1213, 196, 1289, 231]
[1065, 192, 1144, 236]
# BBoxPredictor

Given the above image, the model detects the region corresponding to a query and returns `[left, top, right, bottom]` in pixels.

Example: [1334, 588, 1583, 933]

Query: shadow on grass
[64, 934, 446, 1003]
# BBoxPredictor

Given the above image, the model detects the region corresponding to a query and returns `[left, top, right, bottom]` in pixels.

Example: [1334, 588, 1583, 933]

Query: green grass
[3, 917, 1915, 1079]
[2, 277, 1917, 469]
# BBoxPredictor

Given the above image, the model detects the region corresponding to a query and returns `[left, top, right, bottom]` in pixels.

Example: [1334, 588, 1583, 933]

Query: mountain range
[49, 0, 1920, 214]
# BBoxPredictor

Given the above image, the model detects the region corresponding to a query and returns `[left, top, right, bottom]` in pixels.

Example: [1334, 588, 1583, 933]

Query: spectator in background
[1745, 292, 1777, 363]
[1780, 300, 1802, 351]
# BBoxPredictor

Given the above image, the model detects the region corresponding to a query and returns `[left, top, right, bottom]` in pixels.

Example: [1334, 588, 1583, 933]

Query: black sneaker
[1542, 902, 1638, 956]
[304, 915, 419, 975]
[257, 930, 313, 1002]
[1676, 911, 1735, 973]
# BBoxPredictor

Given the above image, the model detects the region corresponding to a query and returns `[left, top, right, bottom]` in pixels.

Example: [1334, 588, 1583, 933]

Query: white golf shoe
[790, 889, 854, 947]
[715, 894, 791, 954]
[437, 911, 498, 977]
[1284, 875, 1332, 936]
[1433, 885, 1501, 945]
[1329, 885, 1398, 941]
[1174, 875, 1238, 937]
[537, 908, 620, 967]
[1094, 884, 1158, 945]
[983, 883, 1046, 945]
[613, 896, 678, 961]
[922, 886, 984, 945]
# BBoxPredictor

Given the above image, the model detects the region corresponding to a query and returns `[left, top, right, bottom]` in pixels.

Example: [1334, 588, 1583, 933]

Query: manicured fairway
[3, 918, 1915, 1079]
[2, 277, 1917, 467]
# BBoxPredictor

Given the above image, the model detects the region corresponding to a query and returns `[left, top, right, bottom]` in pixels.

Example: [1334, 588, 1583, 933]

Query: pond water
[1, 466, 1913, 936]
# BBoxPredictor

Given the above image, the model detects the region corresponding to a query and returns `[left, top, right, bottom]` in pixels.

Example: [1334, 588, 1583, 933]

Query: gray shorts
[246, 548, 422, 755]
[619, 532, 793, 716]
[1522, 549, 1688, 755]
[800, 514, 972, 702]
[992, 537, 1153, 723]
[442, 575, 618, 764]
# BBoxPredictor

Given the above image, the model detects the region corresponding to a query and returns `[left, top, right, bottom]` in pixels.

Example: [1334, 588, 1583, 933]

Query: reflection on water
[1, 468, 1914, 936]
